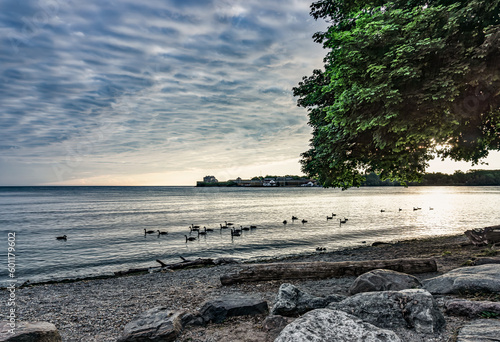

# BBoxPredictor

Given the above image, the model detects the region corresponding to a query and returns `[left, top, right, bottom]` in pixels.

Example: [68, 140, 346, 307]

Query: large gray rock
[117, 307, 187, 342]
[0, 321, 62, 342]
[328, 289, 445, 334]
[274, 309, 401, 342]
[349, 269, 422, 295]
[457, 319, 500, 342]
[271, 283, 345, 317]
[445, 299, 500, 318]
[423, 264, 500, 294]
[198, 295, 268, 324]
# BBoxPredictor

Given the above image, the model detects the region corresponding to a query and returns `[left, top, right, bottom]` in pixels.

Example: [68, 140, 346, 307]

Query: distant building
[203, 175, 218, 183]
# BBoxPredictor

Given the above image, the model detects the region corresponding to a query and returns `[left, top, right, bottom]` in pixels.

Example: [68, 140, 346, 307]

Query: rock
[198, 295, 268, 324]
[423, 264, 500, 294]
[445, 299, 500, 318]
[372, 241, 391, 246]
[349, 269, 423, 295]
[262, 315, 294, 340]
[472, 257, 500, 266]
[328, 289, 445, 334]
[117, 307, 186, 342]
[274, 309, 401, 342]
[262, 315, 293, 332]
[456, 319, 500, 342]
[0, 321, 62, 342]
[270, 283, 345, 317]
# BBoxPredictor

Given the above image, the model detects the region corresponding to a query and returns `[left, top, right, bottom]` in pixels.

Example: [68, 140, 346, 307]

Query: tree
[294, 0, 500, 189]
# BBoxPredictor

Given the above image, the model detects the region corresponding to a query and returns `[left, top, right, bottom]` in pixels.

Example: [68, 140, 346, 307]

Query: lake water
[0, 186, 498, 286]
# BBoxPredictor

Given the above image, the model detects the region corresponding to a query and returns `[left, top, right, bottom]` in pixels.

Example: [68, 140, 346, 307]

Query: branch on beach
[464, 226, 500, 246]
[156, 257, 214, 270]
[220, 258, 437, 285]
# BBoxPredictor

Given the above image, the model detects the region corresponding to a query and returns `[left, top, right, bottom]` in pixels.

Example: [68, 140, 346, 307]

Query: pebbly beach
[4, 233, 500, 341]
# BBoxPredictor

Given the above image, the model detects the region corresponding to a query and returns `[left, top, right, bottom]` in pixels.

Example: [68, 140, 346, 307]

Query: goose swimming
[185, 235, 196, 242]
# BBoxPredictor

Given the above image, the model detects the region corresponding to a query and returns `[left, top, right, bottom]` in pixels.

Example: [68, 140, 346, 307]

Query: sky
[0, 0, 499, 186]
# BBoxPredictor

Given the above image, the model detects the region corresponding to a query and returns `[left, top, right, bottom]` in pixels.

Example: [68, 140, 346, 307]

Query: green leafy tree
[294, 0, 500, 189]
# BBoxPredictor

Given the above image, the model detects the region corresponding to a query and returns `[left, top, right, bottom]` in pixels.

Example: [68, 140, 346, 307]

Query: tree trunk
[220, 258, 437, 285]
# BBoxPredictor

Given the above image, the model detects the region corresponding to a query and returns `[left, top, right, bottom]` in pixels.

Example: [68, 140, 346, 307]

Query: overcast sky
[1, 0, 498, 186]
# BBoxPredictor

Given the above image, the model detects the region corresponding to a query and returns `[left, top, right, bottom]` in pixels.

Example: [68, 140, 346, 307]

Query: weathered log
[114, 268, 149, 276]
[155, 257, 214, 270]
[220, 258, 437, 285]
[464, 225, 500, 246]
[168, 258, 214, 270]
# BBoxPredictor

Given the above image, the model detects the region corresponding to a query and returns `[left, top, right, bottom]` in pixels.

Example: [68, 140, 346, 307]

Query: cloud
[0, 0, 331, 185]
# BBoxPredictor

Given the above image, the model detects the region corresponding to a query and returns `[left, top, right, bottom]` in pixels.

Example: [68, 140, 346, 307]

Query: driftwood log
[156, 257, 214, 270]
[220, 258, 437, 285]
[464, 225, 500, 246]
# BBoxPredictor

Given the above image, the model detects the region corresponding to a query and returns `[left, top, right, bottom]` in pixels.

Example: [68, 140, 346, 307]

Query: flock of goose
[283, 213, 349, 226]
[139, 215, 350, 244]
[55, 206, 432, 242]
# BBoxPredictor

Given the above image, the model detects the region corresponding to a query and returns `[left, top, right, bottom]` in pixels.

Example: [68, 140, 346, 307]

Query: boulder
[261, 315, 294, 340]
[117, 307, 187, 342]
[274, 309, 401, 342]
[423, 264, 500, 294]
[198, 295, 268, 324]
[271, 283, 345, 317]
[456, 319, 500, 342]
[0, 321, 62, 342]
[445, 299, 500, 318]
[328, 289, 445, 334]
[349, 269, 422, 295]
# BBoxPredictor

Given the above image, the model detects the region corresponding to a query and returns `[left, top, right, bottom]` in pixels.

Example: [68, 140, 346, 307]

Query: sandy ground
[6, 233, 499, 341]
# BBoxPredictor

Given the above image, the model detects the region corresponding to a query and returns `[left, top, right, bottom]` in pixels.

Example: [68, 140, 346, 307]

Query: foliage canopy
[294, 0, 500, 188]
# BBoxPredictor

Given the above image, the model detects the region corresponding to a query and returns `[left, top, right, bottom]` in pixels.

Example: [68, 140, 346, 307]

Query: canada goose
[250, 225, 257, 229]
[204, 226, 214, 232]
[399, 208, 402, 212]
[380, 209, 385, 212]
[191, 224, 200, 229]
[184, 235, 196, 242]
[220, 223, 228, 229]
[225, 221, 234, 226]
[144, 229, 155, 234]
[157, 230, 168, 236]
[301, 219, 308, 224]
[240, 225, 250, 231]
[326, 215, 333, 220]
[198, 229, 207, 236]
[339, 218, 347, 224]
[283, 220, 287, 225]
[331, 213, 337, 217]
[232, 226, 242, 233]
[190, 225, 200, 232]
[231, 228, 241, 237]
[291, 216, 298, 220]
[56, 235, 67, 240]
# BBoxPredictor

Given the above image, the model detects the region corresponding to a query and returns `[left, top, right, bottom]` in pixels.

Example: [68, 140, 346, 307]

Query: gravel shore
[5, 233, 496, 341]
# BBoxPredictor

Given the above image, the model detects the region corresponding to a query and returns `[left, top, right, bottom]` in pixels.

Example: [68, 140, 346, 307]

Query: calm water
[0, 186, 499, 286]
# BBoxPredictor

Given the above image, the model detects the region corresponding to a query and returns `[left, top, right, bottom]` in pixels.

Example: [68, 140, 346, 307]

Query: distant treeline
[363, 170, 500, 186]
